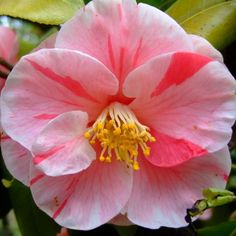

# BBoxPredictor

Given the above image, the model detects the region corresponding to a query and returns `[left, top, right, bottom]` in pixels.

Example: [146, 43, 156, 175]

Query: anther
[99, 156, 105, 162]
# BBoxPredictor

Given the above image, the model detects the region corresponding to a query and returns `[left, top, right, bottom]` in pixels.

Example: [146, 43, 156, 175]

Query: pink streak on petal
[53, 198, 69, 219]
[223, 174, 229, 181]
[34, 114, 58, 120]
[30, 174, 45, 186]
[107, 34, 116, 70]
[33, 145, 65, 164]
[30, 159, 132, 230]
[27, 59, 98, 103]
[1, 135, 10, 140]
[147, 130, 208, 167]
[17, 153, 28, 159]
[151, 52, 212, 97]
[53, 177, 79, 219]
[132, 38, 143, 68]
[119, 47, 125, 80]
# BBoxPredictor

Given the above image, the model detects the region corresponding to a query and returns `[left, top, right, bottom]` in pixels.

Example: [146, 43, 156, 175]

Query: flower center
[84, 102, 156, 170]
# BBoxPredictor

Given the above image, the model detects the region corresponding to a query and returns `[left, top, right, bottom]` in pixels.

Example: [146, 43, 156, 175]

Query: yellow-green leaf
[166, 0, 228, 23]
[0, 0, 84, 25]
[167, 0, 236, 50]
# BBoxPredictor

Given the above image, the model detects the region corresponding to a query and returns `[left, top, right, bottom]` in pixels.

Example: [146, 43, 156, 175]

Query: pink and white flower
[1, 0, 236, 230]
[0, 26, 18, 90]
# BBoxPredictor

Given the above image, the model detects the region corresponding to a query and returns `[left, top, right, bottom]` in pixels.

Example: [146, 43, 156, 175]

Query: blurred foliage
[0, 0, 236, 236]
[0, 16, 58, 57]
[0, 0, 84, 25]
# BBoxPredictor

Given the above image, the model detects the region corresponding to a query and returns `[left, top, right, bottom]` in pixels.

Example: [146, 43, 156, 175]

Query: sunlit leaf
[166, 0, 228, 23]
[167, 0, 236, 50]
[0, 0, 84, 25]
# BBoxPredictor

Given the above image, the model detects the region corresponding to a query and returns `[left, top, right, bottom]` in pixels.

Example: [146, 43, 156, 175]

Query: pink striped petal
[1, 49, 118, 149]
[126, 148, 231, 229]
[1, 134, 31, 186]
[32, 111, 95, 176]
[30, 160, 132, 230]
[0, 26, 18, 63]
[125, 52, 236, 156]
[56, 0, 192, 84]
[189, 34, 223, 63]
[124, 52, 212, 98]
[147, 130, 206, 166]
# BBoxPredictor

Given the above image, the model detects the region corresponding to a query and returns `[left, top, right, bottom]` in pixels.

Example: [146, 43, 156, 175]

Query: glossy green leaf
[0, 0, 84, 25]
[166, 0, 236, 50]
[197, 221, 236, 236]
[166, 0, 228, 23]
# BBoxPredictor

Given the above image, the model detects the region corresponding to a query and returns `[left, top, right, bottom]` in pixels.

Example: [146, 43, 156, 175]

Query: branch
[0, 57, 13, 71]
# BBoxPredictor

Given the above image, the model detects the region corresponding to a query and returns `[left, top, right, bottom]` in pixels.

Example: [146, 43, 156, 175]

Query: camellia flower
[0, 25, 18, 90]
[1, 0, 236, 230]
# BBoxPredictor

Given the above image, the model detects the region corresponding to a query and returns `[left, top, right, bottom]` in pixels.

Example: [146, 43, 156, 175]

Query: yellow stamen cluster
[84, 103, 156, 170]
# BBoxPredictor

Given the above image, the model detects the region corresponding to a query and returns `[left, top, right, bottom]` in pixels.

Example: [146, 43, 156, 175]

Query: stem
[0, 57, 13, 71]
[0, 71, 8, 79]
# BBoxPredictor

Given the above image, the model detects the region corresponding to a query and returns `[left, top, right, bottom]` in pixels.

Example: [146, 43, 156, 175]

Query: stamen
[84, 103, 156, 170]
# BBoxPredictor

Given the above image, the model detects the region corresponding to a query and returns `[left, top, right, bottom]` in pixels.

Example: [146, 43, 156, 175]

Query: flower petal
[1, 49, 118, 149]
[30, 160, 132, 230]
[32, 111, 95, 176]
[124, 52, 212, 98]
[56, 0, 192, 83]
[126, 148, 231, 229]
[1, 134, 31, 186]
[189, 34, 223, 63]
[147, 130, 207, 166]
[126, 52, 236, 155]
[0, 26, 18, 63]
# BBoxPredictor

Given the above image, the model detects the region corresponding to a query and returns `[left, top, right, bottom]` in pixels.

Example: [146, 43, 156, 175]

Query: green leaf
[197, 221, 236, 236]
[166, 0, 228, 23]
[0, 0, 84, 25]
[166, 0, 236, 50]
